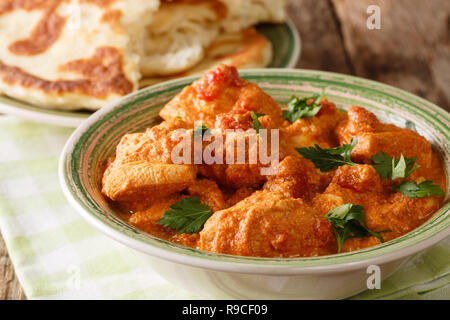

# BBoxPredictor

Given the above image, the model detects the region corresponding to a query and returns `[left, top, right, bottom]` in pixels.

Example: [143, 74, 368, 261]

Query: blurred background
[290, 0, 450, 111]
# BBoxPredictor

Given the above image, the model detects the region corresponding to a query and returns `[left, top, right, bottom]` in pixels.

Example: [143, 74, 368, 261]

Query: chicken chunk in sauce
[199, 190, 336, 257]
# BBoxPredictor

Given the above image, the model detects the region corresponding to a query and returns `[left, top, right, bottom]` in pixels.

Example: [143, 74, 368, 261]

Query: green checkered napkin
[0, 116, 448, 300]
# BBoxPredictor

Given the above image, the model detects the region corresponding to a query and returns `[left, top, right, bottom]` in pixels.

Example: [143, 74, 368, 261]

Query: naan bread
[220, 0, 286, 32]
[141, 0, 227, 77]
[140, 27, 272, 88]
[0, 0, 286, 111]
[0, 0, 159, 111]
[141, 0, 285, 78]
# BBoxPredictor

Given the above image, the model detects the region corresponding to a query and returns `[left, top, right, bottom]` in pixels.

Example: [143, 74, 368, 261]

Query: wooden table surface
[1, 0, 449, 300]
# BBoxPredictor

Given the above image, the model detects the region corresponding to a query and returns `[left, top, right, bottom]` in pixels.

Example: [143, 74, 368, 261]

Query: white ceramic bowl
[59, 69, 450, 299]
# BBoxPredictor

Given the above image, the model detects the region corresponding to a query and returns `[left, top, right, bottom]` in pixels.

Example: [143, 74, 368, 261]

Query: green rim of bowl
[256, 19, 300, 68]
[60, 68, 449, 273]
[0, 21, 300, 128]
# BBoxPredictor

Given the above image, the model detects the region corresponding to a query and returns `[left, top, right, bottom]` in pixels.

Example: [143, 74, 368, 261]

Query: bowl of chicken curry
[60, 65, 449, 299]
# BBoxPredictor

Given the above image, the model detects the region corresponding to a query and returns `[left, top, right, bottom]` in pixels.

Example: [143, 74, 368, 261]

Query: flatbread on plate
[141, 0, 286, 77]
[0, 0, 159, 111]
[220, 0, 286, 32]
[141, 0, 227, 77]
[140, 27, 272, 88]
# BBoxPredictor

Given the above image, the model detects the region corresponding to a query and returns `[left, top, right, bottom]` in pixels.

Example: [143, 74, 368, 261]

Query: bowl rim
[59, 68, 450, 275]
[281, 18, 301, 69]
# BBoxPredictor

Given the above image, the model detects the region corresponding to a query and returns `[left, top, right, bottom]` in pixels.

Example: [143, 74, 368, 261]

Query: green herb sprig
[325, 203, 389, 253]
[371, 152, 419, 180]
[157, 197, 212, 234]
[296, 138, 357, 172]
[283, 90, 325, 122]
[371, 152, 444, 198]
[194, 124, 209, 137]
[395, 180, 445, 198]
[250, 111, 265, 133]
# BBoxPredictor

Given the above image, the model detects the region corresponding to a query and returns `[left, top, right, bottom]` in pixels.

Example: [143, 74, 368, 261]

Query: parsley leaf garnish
[371, 152, 444, 198]
[371, 152, 419, 180]
[395, 180, 445, 198]
[194, 124, 209, 137]
[157, 197, 212, 234]
[250, 111, 264, 133]
[324, 203, 389, 253]
[371, 152, 393, 179]
[296, 138, 357, 172]
[282, 90, 325, 122]
[392, 154, 407, 181]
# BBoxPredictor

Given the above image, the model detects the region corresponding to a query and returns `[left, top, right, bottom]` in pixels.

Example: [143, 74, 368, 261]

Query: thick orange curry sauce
[102, 65, 447, 258]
